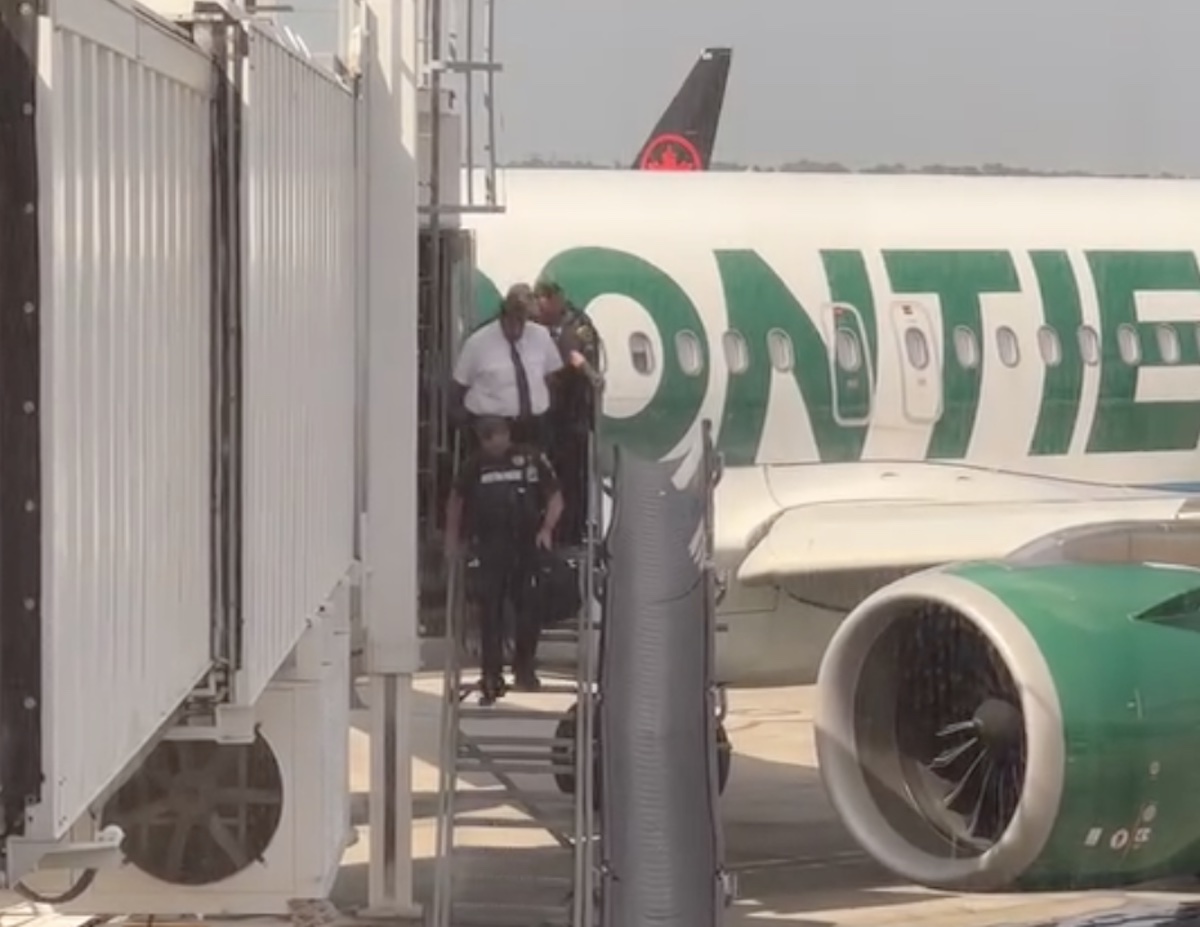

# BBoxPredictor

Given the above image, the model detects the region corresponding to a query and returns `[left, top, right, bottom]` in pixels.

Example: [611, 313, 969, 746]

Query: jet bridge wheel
[100, 732, 284, 886]
[552, 702, 732, 804]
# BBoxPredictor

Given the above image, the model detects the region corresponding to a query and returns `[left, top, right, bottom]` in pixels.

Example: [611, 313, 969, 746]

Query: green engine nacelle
[815, 552, 1200, 893]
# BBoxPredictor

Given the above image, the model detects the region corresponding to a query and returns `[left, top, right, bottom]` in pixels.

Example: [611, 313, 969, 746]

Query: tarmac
[0, 672, 1196, 927]
[331, 672, 1200, 927]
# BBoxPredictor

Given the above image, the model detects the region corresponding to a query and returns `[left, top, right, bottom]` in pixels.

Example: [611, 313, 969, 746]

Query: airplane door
[822, 303, 873, 425]
[891, 300, 942, 423]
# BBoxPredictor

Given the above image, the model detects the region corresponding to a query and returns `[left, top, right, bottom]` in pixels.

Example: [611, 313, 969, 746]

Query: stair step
[458, 747, 570, 763]
[523, 682, 582, 696]
[539, 628, 580, 644]
[455, 757, 574, 775]
[450, 900, 570, 927]
[461, 733, 574, 748]
[455, 681, 582, 705]
[451, 815, 574, 831]
[458, 705, 570, 720]
[450, 787, 572, 805]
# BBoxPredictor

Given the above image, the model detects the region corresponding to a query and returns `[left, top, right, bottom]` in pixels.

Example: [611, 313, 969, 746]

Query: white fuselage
[462, 168, 1200, 685]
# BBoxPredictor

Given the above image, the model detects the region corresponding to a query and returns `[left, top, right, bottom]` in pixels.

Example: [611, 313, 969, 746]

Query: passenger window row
[938, 322, 1186, 370]
[624, 326, 867, 377]
[620, 322, 1192, 376]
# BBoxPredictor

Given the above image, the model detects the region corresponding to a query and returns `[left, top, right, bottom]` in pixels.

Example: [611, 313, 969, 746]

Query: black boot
[478, 675, 507, 706]
[511, 666, 541, 692]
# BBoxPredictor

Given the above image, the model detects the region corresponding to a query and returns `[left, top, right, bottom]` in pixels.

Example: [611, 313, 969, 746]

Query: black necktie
[509, 339, 532, 419]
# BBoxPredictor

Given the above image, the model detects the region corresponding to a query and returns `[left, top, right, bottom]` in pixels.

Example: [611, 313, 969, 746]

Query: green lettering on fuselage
[884, 251, 1021, 460]
[541, 247, 708, 459]
[473, 245, 1200, 465]
[1029, 251, 1084, 456]
[716, 250, 876, 465]
[1087, 251, 1200, 454]
[473, 270, 501, 325]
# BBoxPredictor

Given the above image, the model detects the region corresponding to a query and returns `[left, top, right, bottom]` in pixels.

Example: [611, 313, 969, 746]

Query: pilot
[451, 283, 564, 451]
[444, 415, 564, 703]
[535, 279, 602, 546]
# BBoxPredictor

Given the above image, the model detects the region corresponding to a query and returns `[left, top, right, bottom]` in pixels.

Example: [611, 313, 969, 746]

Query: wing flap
[736, 496, 1192, 585]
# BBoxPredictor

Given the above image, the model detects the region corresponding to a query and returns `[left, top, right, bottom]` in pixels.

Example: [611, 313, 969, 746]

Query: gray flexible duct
[599, 430, 726, 927]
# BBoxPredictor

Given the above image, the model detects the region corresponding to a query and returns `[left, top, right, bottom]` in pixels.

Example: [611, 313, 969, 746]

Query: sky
[282, 0, 1200, 175]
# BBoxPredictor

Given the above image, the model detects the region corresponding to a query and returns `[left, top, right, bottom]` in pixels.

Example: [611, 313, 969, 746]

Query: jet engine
[815, 556, 1200, 892]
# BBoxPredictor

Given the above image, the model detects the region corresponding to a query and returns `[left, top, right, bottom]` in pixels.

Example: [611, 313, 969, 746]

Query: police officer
[534, 279, 602, 546]
[444, 415, 564, 704]
[451, 284, 563, 453]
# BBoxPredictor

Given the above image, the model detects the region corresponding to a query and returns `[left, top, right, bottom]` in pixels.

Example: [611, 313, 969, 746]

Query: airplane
[459, 166, 1200, 894]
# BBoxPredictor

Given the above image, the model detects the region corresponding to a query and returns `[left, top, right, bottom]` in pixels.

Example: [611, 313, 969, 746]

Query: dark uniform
[546, 303, 602, 546]
[455, 441, 560, 700]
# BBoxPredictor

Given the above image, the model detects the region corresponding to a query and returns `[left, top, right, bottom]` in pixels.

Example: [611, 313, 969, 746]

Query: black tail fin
[632, 47, 732, 172]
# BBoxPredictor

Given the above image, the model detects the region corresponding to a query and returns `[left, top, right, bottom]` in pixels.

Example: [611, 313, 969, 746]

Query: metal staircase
[422, 0, 504, 217]
[417, 0, 506, 642]
[430, 435, 603, 927]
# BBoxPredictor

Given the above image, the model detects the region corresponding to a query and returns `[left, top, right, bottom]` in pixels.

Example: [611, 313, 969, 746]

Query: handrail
[430, 429, 464, 927]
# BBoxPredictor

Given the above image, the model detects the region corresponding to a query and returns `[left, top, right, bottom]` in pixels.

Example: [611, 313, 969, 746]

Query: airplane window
[766, 328, 793, 371]
[996, 326, 1020, 367]
[1157, 324, 1181, 365]
[1077, 325, 1100, 366]
[723, 331, 750, 375]
[675, 330, 703, 376]
[835, 329, 862, 372]
[953, 326, 979, 368]
[1117, 324, 1141, 365]
[1037, 326, 1062, 367]
[629, 332, 655, 375]
[903, 328, 930, 370]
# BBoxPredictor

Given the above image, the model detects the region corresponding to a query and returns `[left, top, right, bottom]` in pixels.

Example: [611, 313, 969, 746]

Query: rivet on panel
[22, 400, 34, 414]
[18, 0, 32, 12]
[22, 302, 34, 315]
[24, 499, 35, 513]
[21, 102, 32, 116]
[23, 597, 35, 611]
[23, 697, 36, 710]
[23, 201, 34, 214]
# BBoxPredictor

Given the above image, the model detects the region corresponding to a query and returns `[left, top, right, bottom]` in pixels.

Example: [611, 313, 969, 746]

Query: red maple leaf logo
[640, 134, 702, 171]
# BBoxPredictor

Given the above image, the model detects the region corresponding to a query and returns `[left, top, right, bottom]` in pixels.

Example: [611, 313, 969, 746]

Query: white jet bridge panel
[238, 23, 357, 705]
[35, 0, 214, 838]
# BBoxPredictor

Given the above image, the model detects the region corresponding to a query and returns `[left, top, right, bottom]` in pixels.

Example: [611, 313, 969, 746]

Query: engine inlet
[853, 603, 1027, 858]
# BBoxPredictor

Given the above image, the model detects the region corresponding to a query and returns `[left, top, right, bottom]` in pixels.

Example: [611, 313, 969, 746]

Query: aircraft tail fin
[632, 46, 731, 172]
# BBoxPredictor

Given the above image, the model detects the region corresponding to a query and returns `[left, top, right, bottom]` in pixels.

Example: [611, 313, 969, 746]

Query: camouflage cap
[533, 278, 564, 298]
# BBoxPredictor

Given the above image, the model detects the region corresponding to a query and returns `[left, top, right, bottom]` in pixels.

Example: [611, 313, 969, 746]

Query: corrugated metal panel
[239, 23, 357, 705]
[35, 0, 214, 838]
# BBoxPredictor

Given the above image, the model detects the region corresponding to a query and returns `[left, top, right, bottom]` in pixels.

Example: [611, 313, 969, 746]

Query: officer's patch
[512, 454, 525, 467]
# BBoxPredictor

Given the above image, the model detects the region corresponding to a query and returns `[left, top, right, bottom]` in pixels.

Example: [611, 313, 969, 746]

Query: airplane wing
[735, 495, 1197, 585]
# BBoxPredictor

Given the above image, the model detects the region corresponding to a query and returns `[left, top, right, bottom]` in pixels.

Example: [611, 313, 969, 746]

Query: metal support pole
[360, 0, 421, 916]
[464, 0, 475, 205]
[483, 0, 497, 203]
[366, 673, 419, 918]
[427, 0, 442, 342]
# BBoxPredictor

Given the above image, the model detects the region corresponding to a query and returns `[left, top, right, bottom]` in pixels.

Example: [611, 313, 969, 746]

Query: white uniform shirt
[453, 319, 564, 417]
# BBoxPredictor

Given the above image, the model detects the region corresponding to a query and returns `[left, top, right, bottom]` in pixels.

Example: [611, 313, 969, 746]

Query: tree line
[503, 156, 1186, 179]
